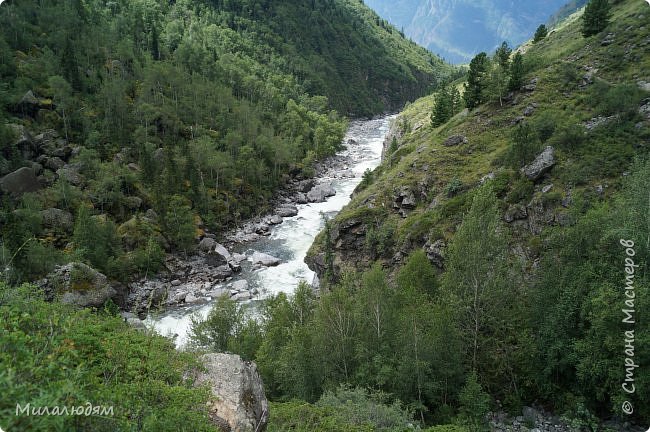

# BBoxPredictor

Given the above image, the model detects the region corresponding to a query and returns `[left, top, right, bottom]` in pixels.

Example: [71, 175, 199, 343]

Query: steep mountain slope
[306, 0, 650, 421]
[0, 0, 453, 285]
[365, 0, 580, 63]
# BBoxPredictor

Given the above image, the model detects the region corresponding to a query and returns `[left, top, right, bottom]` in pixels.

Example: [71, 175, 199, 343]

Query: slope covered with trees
[0, 0, 453, 285]
[239, 0, 647, 427]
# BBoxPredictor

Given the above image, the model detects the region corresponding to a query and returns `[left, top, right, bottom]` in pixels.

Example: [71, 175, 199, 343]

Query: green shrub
[268, 386, 415, 432]
[444, 178, 463, 198]
[0, 283, 216, 432]
[507, 176, 534, 204]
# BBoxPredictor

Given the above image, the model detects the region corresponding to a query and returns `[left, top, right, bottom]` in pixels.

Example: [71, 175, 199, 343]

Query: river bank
[132, 116, 393, 346]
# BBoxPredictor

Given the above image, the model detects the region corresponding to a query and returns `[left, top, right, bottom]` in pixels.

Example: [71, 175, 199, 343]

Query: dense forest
[0, 0, 454, 285]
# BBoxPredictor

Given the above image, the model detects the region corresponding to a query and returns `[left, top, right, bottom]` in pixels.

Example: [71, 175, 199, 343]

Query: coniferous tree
[508, 52, 525, 91]
[431, 85, 463, 126]
[582, 0, 611, 37]
[533, 24, 548, 43]
[495, 41, 512, 70]
[463, 52, 489, 110]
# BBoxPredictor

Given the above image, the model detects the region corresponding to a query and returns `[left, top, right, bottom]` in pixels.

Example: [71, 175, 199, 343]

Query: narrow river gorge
[147, 115, 394, 346]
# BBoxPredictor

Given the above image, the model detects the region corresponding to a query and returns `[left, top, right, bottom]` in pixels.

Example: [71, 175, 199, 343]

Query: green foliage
[533, 24, 548, 43]
[506, 123, 541, 169]
[189, 296, 261, 358]
[431, 85, 462, 127]
[358, 168, 375, 191]
[269, 387, 415, 432]
[508, 52, 525, 91]
[588, 81, 647, 118]
[494, 42, 512, 70]
[456, 371, 490, 432]
[442, 185, 525, 398]
[72, 205, 122, 277]
[0, 195, 60, 283]
[444, 178, 463, 197]
[0, 283, 216, 431]
[464, 53, 489, 110]
[531, 159, 650, 418]
[365, 219, 397, 259]
[582, 0, 611, 37]
[160, 195, 196, 252]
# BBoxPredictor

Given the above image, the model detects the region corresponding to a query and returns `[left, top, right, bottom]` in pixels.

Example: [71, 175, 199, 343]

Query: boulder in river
[307, 183, 336, 203]
[250, 252, 281, 267]
[231, 280, 249, 292]
[193, 353, 269, 432]
[276, 205, 298, 217]
[268, 214, 283, 225]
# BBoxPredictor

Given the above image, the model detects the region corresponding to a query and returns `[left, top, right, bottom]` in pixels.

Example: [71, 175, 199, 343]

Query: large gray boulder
[522, 146, 556, 181]
[213, 242, 232, 263]
[276, 205, 298, 217]
[40, 208, 74, 232]
[194, 353, 269, 432]
[40, 262, 116, 308]
[198, 237, 217, 253]
[0, 167, 42, 196]
[250, 252, 280, 267]
[306, 183, 336, 203]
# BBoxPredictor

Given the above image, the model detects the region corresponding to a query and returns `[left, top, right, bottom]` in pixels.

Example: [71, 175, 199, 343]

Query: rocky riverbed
[140, 116, 394, 345]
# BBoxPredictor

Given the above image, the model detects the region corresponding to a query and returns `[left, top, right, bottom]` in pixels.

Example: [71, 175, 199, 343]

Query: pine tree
[495, 41, 512, 70]
[432, 85, 462, 127]
[533, 24, 548, 43]
[582, 0, 611, 37]
[463, 52, 489, 110]
[508, 52, 525, 91]
[431, 86, 452, 127]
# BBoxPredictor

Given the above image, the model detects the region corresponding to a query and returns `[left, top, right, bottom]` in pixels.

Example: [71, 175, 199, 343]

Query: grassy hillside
[301, 0, 650, 424]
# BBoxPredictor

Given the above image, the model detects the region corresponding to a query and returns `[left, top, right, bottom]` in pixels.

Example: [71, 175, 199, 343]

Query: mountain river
[147, 115, 393, 347]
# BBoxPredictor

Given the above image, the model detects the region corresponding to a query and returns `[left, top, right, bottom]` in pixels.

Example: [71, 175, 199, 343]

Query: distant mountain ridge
[364, 0, 580, 63]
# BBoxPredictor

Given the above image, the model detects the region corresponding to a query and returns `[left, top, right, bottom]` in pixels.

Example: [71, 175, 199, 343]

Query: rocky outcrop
[0, 167, 42, 196]
[39, 262, 116, 308]
[393, 187, 417, 217]
[424, 239, 445, 269]
[442, 135, 468, 147]
[504, 204, 528, 223]
[522, 146, 555, 181]
[526, 195, 558, 235]
[193, 353, 269, 432]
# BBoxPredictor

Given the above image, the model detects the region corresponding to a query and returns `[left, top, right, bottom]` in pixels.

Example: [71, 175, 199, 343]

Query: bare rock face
[194, 353, 269, 432]
[522, 146, 555, 181]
